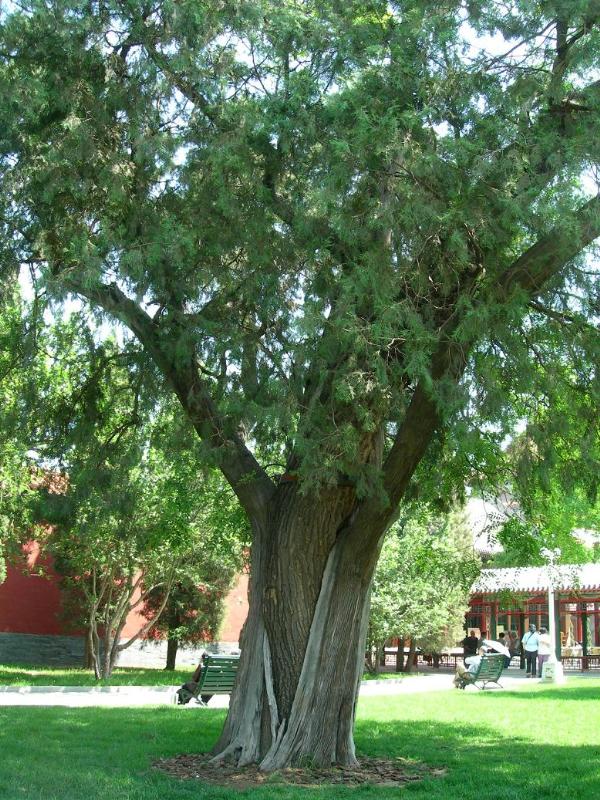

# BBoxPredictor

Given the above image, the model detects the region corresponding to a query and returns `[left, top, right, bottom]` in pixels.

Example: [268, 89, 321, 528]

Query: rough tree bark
[395, 638, 405, 673]
[210, 482, 381, 769]
[404, 640, 417, 674]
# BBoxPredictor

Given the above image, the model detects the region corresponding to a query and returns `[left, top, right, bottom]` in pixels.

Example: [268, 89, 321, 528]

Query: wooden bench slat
[186, 654, 240, 704]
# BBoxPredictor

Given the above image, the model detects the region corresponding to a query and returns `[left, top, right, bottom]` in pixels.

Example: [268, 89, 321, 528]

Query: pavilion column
[519, 611, 526, 670]
[552, 590, 562, 661]
[490, 601, 498, 640]
[581, 605, 589, 671]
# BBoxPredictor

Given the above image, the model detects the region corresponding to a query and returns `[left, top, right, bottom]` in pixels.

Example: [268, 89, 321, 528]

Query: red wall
[0, 542, 64, 635]
[0, 543, 249, 643]
[219, 573, 249, 643]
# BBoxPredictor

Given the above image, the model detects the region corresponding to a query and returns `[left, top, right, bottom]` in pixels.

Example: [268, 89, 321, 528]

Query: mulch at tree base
[153, 753, 447, 789]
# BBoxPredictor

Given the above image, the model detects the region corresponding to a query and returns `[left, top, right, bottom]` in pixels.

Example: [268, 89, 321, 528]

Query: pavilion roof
[471, 563, 600, 595]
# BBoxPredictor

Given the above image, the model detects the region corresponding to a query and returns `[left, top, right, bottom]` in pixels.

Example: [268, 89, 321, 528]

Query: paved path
[0, 668, 593, 708]
[0, 684, 180, 707]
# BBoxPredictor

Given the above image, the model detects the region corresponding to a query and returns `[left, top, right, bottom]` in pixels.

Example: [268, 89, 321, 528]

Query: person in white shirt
[453, 647, 485, 688]
[537, 627, 552, 676]
[522, 624, 540, 677]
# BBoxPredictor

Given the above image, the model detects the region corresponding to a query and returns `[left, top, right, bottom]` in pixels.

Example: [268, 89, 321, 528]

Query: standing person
[462, 629, 479, 661]
[537, 627, 552, 677]
[522, 624, 540, 677]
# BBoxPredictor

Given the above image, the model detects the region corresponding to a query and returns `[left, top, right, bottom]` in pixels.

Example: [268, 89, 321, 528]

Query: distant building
[468, 563, 600, 671]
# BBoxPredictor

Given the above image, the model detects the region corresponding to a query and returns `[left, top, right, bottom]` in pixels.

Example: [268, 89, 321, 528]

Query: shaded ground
[152, 753, 446, 789]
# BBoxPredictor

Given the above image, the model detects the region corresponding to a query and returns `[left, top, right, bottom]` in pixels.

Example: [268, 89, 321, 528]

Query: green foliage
[0, 0, 597, 510]
[143, 553, 237, 657]
[488, 353, 600, 568]
[0, 311, 248, 677]
[142, 472, 245, 658]
[369, 506, 481, 654]
[0, 293, 39, 563]
[492, 491, 600, 568]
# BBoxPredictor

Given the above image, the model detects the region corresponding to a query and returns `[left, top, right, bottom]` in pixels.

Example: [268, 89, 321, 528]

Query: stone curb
[0, 680, 400, 695]
[0, 684, 178, 695]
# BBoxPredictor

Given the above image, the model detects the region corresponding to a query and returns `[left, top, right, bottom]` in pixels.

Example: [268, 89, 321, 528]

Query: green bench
[457, 653, 505, 690]
[176, 654, 240, 705]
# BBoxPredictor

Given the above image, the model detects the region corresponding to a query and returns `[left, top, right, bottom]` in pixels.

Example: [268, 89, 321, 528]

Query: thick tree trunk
[403, 639, 417, 674]
[165, 638, 179, 671]
[210, 483, 382, 770]
[395, 638, 405, 673]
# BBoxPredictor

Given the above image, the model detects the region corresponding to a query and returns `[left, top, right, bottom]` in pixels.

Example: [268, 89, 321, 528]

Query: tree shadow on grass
[0, 706, 599, 800]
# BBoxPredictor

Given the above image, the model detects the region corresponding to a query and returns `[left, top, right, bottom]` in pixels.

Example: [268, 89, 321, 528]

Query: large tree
[1, 0, 599, 768]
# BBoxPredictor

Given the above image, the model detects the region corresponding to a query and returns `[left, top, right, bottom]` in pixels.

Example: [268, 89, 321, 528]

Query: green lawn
[0, 663, 191, 686]
[361, 670, 422, 680]
[1, 679, 599, 799]
[0, 662, 404, 685]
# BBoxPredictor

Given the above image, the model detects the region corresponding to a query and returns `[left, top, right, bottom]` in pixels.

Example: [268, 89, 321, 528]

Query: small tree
[144, 551, 237, 671]
[21, 319, 233, 678]
[143, 475, 247, 669]
[39, 434, 216, 678]
[368, 507, 480, 673]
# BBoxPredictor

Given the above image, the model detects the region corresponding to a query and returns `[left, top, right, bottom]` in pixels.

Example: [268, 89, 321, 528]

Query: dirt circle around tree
[153, 753, 447, 789]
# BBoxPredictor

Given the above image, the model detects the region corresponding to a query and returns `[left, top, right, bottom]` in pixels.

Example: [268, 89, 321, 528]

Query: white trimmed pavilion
[468, 563, 600, 671]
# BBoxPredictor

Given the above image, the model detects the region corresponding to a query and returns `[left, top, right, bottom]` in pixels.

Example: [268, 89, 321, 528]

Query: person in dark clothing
[462, 630, 479, 660]
[498, 632, 512, 668]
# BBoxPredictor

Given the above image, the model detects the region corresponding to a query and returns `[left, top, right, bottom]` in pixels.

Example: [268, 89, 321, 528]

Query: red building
[468, 564, 600, 671]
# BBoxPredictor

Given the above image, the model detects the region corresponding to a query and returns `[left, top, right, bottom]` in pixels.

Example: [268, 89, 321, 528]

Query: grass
[0, 662, 405, 685]
[0, 663, 191, 686]
[0, 678, 598, 799]
[361, 670, 423, 680]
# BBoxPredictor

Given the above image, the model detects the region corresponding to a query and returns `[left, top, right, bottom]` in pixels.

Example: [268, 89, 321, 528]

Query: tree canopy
[1, 0, 598, 510]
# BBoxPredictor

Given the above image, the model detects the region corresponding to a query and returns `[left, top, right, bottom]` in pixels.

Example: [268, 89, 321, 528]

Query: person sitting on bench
[453, 646, 486, 688]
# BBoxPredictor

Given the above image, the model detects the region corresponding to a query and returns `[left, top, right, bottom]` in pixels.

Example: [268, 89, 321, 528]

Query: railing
[561, 655, 600, 671]
[382, 649, 600, 672]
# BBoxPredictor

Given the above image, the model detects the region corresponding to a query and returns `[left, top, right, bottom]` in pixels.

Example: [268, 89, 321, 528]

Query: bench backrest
[475, 653, 505, 680]
[197, 655, 240, 694]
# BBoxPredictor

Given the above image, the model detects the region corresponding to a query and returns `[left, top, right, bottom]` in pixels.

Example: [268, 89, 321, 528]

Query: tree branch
[116, 570, 176, 653]
[497, 195, 600, 299]
[348, 194, 600, 545]
[64, 278, 275, 523]
[528, 300, 599, 332]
